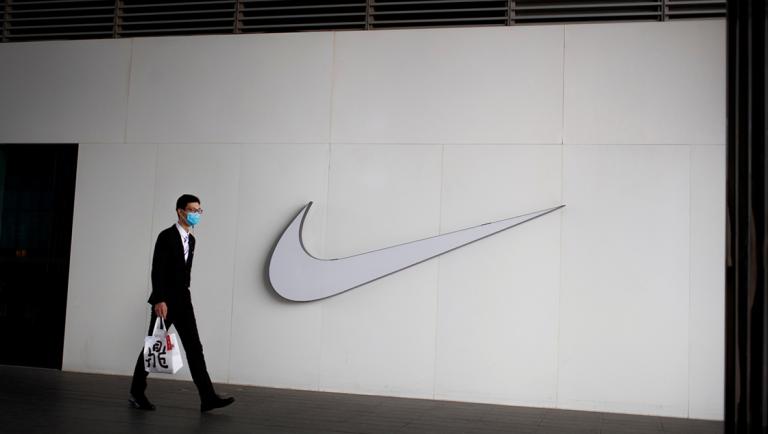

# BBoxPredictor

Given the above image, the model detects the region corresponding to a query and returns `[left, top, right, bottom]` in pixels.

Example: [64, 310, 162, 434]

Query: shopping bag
[143, 317, 183, 374]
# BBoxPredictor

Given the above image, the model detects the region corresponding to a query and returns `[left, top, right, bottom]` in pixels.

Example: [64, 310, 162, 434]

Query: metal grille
[241, 1, 366, 32]
[511, 1, 664, 24]
[665, 0, 726, 19]
[0, 0, 726, 43]
[120, 1, 237, 37]
[371, 1, 508, 28]
[3, 0, 116, 41]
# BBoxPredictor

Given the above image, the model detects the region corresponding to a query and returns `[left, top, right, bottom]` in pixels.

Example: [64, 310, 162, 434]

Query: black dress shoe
[200, 395, 235, 412]
[128, 394, 156, 411]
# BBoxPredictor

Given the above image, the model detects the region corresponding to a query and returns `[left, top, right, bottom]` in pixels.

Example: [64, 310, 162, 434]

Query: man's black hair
[176, 194, 201, 211]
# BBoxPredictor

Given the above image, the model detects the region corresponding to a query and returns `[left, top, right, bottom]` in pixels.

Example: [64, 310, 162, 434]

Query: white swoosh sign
[267, 202, 564, 301]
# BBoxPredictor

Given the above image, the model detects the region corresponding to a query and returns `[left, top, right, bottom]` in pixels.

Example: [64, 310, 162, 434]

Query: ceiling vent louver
[120, 0, 237, 38]
[369, 1, 509, 29]
[665, 0, 727, 19]
[3, 0, 115, 42]
[241, 1, 366, 32]
[510, 1, 664, 24]
[0, 0, 725, 43]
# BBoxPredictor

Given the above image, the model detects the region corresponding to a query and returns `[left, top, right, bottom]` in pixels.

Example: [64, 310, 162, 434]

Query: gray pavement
[0, 365, 722, 434]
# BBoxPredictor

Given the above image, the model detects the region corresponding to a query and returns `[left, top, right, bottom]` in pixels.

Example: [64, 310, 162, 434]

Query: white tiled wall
[434, 145, 562, 407]
[0, 40, 132, 144]
[688, 145, 726, 420]
[228, 144, 329, 389]
[63, 144, 158, 373]
[0, 19, 725, 420]
[319, 144, 443, 397]
[126, 34, 334, 144]
[332, 26, 565, 145]
[563, 21, 725, 145]
[559, 146, 691, 417]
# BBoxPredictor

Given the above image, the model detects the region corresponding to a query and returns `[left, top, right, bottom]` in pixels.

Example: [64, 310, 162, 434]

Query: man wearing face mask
[129, 194, 235, 412]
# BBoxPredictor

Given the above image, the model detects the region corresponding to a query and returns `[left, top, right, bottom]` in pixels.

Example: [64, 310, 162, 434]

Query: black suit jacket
[147, 225, 195, 305]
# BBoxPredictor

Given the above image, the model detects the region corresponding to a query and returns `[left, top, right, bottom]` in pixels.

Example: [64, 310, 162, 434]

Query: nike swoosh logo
[267, 202, 564, 301]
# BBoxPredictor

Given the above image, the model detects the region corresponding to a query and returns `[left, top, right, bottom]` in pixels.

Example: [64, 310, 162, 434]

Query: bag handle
[152, 317, 167, 337]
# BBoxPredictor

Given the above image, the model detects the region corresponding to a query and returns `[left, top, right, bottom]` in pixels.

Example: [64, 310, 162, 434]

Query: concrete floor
[0, 365, 722, 434]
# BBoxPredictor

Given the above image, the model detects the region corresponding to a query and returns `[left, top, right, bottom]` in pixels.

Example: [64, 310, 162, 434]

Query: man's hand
[154, 302, 168, 320]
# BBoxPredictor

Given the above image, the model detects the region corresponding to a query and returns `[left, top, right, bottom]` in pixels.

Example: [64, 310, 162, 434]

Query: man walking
[129, 194, 234, 412]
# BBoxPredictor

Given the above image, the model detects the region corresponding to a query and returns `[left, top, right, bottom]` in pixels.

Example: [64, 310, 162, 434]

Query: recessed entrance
[0, 144, 78, 369]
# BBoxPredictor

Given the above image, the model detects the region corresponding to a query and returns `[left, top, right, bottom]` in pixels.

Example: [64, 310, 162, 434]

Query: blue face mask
[186, 212, 201, 227]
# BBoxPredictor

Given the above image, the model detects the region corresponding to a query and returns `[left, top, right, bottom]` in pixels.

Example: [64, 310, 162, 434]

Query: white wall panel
[563, 20, 725, 145]
[63, 144, 157, 373]
[47, 21, 727, 419]
[435, 145, 562, 406]
[229, 144, 329, 389]
[150, 144, 241, 382]
[0, 40, 131, 144]
[688, 145, 725, 420]
[560, 146, 690, 417]
[323, 144, 443, 258]
[332, 27, 564, 145]
[319, 144, 442, 397]
[127, 34, 334, 144]
[318, 264, 439, 398]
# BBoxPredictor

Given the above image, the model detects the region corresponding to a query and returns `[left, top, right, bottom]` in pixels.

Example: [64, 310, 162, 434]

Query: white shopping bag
[143, 318, 183, 374]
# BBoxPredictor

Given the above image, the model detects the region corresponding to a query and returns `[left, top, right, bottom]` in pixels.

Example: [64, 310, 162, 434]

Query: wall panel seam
[324, 143, 525, 148]
[562, 143, 726, 147]
[431, 144, 447, 399]
[555, 143, 565, 407]
[560, 25, 566, 146]
[144, 144, 161, 337]
[686, 145, 693, 418]
[319, 143, 333, 391]
[225, 144, 244, 384]
[123, 39, 134, 145]
[328, 32, 337, 145]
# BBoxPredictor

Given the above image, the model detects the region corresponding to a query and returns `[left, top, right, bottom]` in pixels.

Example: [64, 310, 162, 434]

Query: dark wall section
[0, 144, 78, 370]
[725, 0, 767, 432]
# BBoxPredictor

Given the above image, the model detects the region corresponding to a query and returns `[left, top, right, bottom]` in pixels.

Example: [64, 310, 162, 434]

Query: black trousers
[130, 298, 216, 400]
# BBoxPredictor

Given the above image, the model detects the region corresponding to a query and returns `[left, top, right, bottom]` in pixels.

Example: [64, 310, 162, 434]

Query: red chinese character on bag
[166, 335, 174, 350]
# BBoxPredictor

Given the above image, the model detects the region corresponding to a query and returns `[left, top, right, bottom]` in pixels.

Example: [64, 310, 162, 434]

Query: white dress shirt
[175, 222, 190, 261]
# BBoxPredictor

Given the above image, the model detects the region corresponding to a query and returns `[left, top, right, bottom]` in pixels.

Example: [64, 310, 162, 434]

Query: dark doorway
[0, 144, 78, 369]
